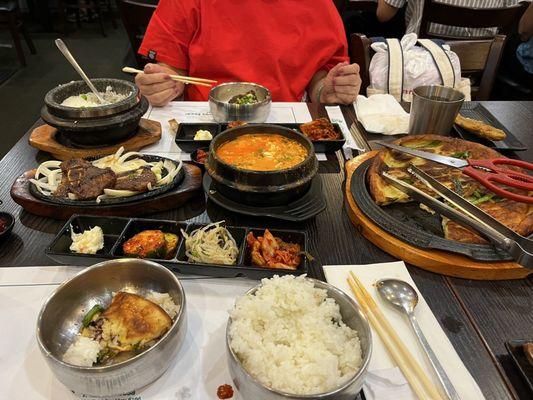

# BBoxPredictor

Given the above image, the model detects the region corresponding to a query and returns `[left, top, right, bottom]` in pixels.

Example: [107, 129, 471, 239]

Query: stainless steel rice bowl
[36, 259, 187, 397]
[226, 278, 372, 399]
[209, 82, 272, 122]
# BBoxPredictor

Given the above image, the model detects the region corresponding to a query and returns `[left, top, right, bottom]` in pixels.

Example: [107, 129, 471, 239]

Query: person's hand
[135, 63, 185, 107]
[320, 62, 361, 105]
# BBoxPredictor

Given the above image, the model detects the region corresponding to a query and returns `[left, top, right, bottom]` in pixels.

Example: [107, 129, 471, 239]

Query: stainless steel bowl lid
[44, 78, 140, 119]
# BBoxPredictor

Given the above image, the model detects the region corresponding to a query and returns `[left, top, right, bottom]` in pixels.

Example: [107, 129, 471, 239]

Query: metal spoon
[376, 279, 460, 400]
[55, 38, 105, 104]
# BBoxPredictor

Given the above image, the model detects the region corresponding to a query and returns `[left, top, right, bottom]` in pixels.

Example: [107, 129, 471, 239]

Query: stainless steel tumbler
[408, 85, 465, 135]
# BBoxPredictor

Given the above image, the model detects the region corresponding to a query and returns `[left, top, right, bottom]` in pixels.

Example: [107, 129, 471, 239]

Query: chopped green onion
[80, 94, 88, 101]
[82, 304, 104, 327]
[469, 193, 495, 205]
[452, 177, 463, 195]
[451, 151, 471, 159]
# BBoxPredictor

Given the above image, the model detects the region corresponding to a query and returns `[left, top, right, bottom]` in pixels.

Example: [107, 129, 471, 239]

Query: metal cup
[408, 85, 465, 135]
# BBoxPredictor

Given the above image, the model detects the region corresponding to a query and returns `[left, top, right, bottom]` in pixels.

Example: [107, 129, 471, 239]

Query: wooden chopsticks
[347, 271, 444, 400]
[122, 67, 216, 88]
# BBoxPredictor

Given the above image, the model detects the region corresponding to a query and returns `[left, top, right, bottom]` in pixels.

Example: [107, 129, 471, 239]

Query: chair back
[349, 33, 506, 100]
[117, 0, 157, 67]
[419, 0, 528, 39]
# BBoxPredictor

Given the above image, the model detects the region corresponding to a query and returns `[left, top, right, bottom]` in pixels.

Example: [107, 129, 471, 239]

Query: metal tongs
[382, 165, 533, 268]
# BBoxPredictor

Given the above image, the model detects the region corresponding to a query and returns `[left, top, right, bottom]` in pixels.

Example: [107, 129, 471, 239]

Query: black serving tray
[505, 339, 533, 392]
[175, 123, 221, 152]
[176, 122, 346, 153]
[46, 214, 309, 279]
[351, 158, 513, 262]
[203, 173, 326, 221]
[454, 103, 526, 151]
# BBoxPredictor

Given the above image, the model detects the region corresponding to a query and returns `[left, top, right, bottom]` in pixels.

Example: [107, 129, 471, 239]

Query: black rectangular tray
[505, 339, 533, 393]
[175, 122, 221, 152]
[175, 122, 346, 153]
[46, 215, 309, 279]
[454, 103, 526, 151]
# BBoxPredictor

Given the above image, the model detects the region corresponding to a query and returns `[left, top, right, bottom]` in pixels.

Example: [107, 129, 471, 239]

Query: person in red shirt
[136, 0, 361, 106]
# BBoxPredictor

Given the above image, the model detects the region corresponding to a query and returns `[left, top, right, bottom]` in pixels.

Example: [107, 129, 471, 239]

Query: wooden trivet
[28, 118, 162, 160]
[10, 163, 202, 219]
[344, 152, 530, 280]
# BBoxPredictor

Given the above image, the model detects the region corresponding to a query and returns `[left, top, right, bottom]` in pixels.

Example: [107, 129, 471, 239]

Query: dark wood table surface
[0, 101, 531, 399]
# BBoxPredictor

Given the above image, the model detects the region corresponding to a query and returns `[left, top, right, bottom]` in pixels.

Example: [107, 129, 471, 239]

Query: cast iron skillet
[29, 155, 184, 206]
[351, 158, 512, 262]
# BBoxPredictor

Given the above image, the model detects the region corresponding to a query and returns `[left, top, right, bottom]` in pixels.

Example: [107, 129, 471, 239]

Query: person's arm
[376, 0, 402, 23]
[136, 0, 198, 106]
[308, 62, 362, 105]
[519, 2, 533, 41]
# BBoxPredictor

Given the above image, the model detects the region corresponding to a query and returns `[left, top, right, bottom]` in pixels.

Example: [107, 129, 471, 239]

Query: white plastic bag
[367, 33, 470, 101]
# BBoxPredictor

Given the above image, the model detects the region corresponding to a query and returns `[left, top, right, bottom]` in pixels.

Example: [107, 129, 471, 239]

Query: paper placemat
[141, 102, 319, 160]
[323, 262, 485, 400]
[0, 266, 256, 400]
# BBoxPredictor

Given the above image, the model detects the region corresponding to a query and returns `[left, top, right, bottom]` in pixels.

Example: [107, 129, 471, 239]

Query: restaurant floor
[0, 21, 135, 158]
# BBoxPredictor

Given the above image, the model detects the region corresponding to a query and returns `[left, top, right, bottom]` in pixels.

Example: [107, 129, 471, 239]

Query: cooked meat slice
[96, 292, 172, 352]
[59, 158, 92, 172]
[114, 166, 157, 192]
[69, 166, 116, 200]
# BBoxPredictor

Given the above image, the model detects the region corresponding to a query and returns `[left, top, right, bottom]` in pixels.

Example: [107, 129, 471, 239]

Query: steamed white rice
[228, 275, 362, 395]
[62, 336, 102, 367]
[146, 291, 181, 319]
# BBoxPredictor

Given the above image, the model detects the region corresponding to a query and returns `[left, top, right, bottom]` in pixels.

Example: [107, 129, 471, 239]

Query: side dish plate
[46, 215, 310, 279]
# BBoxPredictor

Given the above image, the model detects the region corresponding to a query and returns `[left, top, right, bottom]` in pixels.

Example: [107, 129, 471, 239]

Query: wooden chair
[117, 0, 157, 67]
[349, 33, 506, 100]
[0, 0, 36, 66]
[419, 0, 528, 40]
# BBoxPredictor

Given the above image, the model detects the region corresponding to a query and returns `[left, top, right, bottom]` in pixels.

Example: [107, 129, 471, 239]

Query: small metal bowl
[209, 82, 271, 122]
[36, 259, 187, 397]
[44, 78, 139, 119]
[226, 278, 372, 399]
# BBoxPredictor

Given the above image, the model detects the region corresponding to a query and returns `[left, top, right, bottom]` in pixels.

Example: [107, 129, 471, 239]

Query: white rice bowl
[228, 275, 362, 395]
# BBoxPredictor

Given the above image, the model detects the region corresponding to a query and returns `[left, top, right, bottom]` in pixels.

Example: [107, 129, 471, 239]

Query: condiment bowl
[209, 82, 272, 122]
[226, 278, 372, 399]
[36, 259, 187, 397]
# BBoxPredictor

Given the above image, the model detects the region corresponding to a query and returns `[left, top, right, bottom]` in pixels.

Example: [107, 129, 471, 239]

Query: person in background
[517, 3, 533, 75]
[376, 0, 520, 38]
[135, 0, 361, 106]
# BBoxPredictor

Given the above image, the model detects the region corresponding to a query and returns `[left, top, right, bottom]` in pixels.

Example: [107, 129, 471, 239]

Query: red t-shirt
[139, 0, 348, 101]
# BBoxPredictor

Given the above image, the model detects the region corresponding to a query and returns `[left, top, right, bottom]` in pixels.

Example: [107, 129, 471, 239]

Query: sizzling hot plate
[30, 155, 184, 206]
[351, 158, 512, 262]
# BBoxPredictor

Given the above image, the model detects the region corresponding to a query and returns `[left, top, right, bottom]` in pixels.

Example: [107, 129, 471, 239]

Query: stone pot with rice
[41, 78, 148, 147]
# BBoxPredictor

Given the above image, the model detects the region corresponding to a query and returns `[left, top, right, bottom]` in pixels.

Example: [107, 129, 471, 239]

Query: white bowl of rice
[36, 259, 187, 397]
[226, 275, 372, 399]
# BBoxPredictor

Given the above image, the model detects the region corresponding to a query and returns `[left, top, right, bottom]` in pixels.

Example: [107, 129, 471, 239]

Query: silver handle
[55, 39, 105, 104]
[407, 312, 460, 400]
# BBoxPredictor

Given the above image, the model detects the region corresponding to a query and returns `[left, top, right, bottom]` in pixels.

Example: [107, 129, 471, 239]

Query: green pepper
[82, 304, 104, 328]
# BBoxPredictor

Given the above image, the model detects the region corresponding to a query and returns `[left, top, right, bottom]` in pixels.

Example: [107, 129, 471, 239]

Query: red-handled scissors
[376, 141, 533, 204]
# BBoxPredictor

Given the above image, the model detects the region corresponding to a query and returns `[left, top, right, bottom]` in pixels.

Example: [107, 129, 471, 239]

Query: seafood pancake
[368, 134, 533, 244]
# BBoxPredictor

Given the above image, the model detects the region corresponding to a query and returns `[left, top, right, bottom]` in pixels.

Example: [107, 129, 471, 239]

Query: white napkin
[323, 262, 485, 400]
[363, 367, 415, 400]
[354, 94, 409, 135]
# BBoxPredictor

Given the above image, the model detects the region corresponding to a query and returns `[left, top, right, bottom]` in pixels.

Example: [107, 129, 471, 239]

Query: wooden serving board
[344, 152, 531, 280]
[10, 163, 202, 219]
[28, 119, 162, 160]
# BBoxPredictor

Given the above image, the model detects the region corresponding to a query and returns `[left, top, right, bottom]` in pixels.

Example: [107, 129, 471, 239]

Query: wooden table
[0, 101, 531, 399]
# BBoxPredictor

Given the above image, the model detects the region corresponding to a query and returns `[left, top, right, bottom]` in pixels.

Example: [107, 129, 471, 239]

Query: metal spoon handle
[407, 312, 460, 400]
[55, 39, 105, 103]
